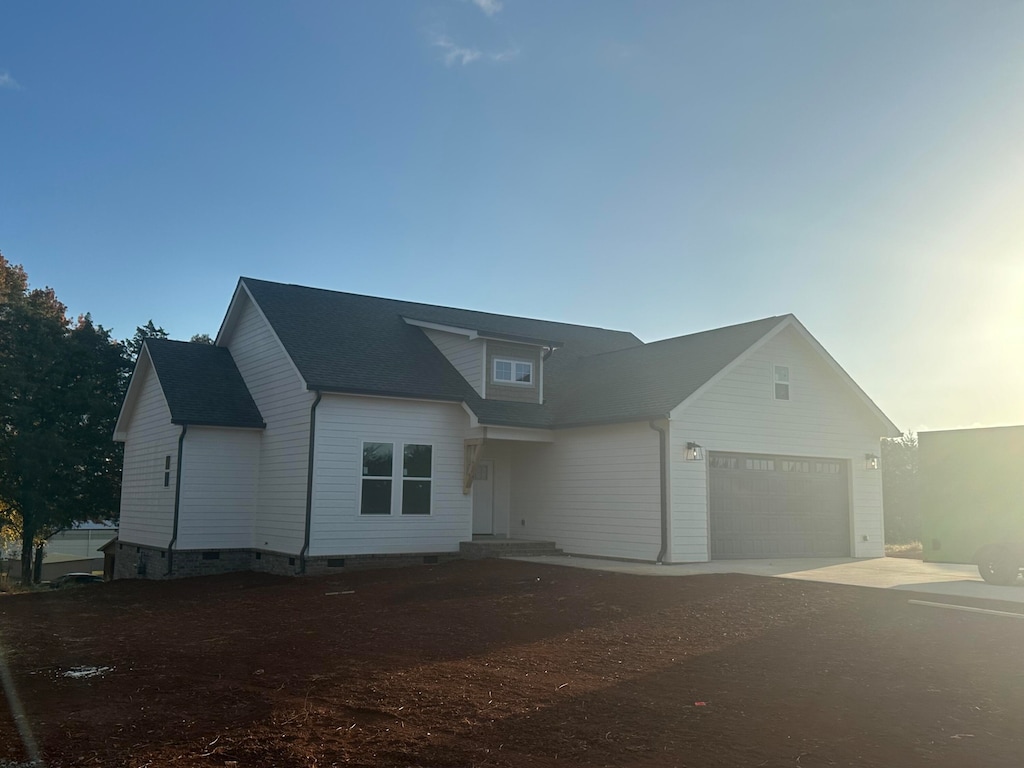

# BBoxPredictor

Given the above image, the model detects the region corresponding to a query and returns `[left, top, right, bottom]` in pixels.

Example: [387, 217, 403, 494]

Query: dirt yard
[1, 559, 1023, 768]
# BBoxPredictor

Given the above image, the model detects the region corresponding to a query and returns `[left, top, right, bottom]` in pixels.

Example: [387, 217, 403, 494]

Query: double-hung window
[360, 442, 394, 515]
[773, 365, 790, 401]
[360, 441, 433, 515]
[493, 358, 533, 385]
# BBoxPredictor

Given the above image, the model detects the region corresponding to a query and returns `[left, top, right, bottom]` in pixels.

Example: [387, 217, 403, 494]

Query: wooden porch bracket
[463, 438, 484, 494]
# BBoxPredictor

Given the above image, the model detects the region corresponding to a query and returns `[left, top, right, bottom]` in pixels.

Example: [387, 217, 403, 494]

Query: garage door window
[745, 458, 775, 471]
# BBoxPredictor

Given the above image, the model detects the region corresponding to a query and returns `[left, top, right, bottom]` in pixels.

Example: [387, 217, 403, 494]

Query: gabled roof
[544, 316, 790, 428]
[215, 278, 894, 435]
[114, 340, 265, 440]
[230, 278, 641, 402]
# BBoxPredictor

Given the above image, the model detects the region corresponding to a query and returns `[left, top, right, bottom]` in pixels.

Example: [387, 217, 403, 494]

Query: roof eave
[170, 418, 267, 430]
[307, 384, 466, 404]
[112, 345, 156, 442]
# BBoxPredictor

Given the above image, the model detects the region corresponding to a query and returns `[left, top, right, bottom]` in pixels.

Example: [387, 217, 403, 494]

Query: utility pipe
[300, 391, 323, 574]
[648, 419, 669, 564]
[166, 424, 188, 576]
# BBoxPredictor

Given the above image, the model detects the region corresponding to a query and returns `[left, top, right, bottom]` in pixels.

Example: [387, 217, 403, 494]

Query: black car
[49, 572, 105, 589]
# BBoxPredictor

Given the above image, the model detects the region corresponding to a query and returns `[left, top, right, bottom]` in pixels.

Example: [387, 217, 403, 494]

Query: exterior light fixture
[686, 441, 704, 461]
[865, 453, 880, 470]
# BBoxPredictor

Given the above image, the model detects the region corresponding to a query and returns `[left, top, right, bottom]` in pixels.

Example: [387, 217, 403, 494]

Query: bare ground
[1, 559, 1022, 767]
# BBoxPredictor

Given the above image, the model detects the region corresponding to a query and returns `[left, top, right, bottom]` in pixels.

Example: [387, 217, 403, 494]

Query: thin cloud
[489, 48, 519, 63]
[433, 36, 482, 67]
[469, 0, 503, 16]
[0, 71, 20, 90]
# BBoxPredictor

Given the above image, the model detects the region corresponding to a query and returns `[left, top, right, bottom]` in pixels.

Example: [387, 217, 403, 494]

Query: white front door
[472, 459, 495, 535]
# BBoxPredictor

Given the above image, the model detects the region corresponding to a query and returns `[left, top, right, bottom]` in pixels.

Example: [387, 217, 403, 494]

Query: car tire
[977, 546, 1020, 586]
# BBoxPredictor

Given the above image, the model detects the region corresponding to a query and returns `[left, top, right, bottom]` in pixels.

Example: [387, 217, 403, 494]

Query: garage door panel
[709, 451, 850, 559]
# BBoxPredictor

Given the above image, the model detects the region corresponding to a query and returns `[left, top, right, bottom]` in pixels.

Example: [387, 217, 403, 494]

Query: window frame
[401, 443, 433, 516]
[358, 440, 434, 516]
[359, 441, 395, 515]
[492, 357, 534, 387]
[773, 364, 790, 401]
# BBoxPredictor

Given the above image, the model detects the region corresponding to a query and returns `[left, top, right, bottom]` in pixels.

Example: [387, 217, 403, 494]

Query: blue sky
[2, 1, 1023, 432]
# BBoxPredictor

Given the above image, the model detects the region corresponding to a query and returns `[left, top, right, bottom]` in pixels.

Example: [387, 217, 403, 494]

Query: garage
[708, 452, 851, 559]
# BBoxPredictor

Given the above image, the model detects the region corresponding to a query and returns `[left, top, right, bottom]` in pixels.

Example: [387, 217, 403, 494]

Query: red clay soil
[2, 559, 1023, 767]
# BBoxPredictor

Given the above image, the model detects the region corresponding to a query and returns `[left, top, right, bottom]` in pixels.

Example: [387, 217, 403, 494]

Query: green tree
[189, 333, 214, 344]
[0, 254, 129, 583]
[882, 431, 919, 544]
[124, 319, 168, 361]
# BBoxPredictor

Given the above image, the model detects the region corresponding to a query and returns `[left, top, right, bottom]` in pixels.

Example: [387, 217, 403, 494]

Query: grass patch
[885, 541, 922, 559]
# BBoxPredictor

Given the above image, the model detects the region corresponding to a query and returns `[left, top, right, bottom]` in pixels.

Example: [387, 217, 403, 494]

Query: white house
[111, 277, 898, 578]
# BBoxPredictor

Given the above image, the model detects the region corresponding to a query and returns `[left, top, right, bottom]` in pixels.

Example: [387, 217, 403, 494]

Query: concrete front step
[460, 539, 564, 560]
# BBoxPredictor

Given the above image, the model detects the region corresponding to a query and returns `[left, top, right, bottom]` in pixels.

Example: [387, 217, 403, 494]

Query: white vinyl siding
[670, 325, 885, 562]
[422, 328, 484, 396]
[225, 295, 314, 554]
[509, 422, 662, 560]
[309, 395, 471, 555]
[117, 360, 180, 549]
[175, 427, 260, 550]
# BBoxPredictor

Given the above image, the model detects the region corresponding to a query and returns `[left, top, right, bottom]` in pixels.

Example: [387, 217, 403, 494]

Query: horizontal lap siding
[176, 427, 260, 550]
[510, 423, 661, 560]
[423, 328, 483, 395]
[227, 297, 313, 554]
[118, 363, 179, 548]
[309, 395, 471, 555]
[670, 326, 885, 562]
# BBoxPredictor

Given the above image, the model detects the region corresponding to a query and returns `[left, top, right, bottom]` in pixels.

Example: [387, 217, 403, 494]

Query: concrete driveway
[513, 554, 1024, 604]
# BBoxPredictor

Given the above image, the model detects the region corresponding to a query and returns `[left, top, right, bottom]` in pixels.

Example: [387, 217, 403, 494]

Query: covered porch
[462, 424, 555, 546]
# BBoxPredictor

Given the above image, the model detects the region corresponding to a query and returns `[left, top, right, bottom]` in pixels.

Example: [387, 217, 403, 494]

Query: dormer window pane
[514, 362, 532, 383]
[494, 360, 513, 381]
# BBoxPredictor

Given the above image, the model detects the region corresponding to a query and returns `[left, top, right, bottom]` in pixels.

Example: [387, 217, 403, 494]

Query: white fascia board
[669, 316, 792, 422]
[113, 345, 156, 442]
[461, 402, 481, 428]
[402, 317, 479, 340]
[231, 279, 308, 391]
[476, 425, 555, 443]
[785, 318, 900, 437]
[214, 279, 248, 346]
[669, 315, 899, 437]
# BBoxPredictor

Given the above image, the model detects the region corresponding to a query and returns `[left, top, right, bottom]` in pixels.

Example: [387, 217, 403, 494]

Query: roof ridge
[240, 276, 639, 337]
[577, 314, 789, 362]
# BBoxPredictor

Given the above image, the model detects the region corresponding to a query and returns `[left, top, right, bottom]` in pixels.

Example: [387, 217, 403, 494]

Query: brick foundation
[112, 541, 461, 580]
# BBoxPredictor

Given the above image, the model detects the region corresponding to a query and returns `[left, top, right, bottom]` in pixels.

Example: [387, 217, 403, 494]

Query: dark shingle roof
[241, 278, 641, 403]
[239, 278, 788, 429]
[145, 339, 265, 429]
[546, 316, 787, 427]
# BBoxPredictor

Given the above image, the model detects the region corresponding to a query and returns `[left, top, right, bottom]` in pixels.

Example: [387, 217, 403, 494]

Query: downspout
[300, 390, 323, 574]
[167, 424, 188, 576]
[648, 419, 669, 564]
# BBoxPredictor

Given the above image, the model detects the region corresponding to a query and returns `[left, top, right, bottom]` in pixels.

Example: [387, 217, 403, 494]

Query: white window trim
[358, 440, 434, 516]
[773, 364, 790, 401]
[492, 358, 535, 387]
[359, 440, 395, 516]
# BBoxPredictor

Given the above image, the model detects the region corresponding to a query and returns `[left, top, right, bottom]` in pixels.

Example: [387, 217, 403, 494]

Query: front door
[472, 459, 495, 535]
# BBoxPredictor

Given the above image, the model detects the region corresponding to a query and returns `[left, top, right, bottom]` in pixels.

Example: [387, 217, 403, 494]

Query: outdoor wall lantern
[864, 453, 880, 470]
[685, 442, 704, 461]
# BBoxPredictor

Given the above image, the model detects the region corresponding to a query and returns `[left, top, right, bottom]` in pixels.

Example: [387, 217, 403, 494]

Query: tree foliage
[125, 319, 168, 361]
[189, 333, 214, 344]
[0, 253, 130, 583]
[882, 431, 919, 544]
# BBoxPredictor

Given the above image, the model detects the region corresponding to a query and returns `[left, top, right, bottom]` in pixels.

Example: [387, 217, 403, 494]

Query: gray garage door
[709, 452, 850, 559]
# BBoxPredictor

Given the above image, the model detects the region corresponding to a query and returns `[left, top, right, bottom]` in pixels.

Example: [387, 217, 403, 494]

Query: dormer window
[494, 358, 533, 385]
